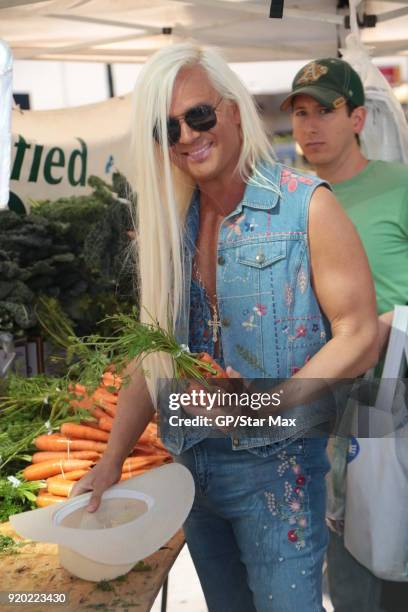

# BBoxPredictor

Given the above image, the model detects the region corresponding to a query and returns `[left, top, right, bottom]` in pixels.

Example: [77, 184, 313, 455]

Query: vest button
[221, 318, 230, 327]
[217, 255, 225, 265]
[255, 252, 265, 264]
[232, 437, 240, 447]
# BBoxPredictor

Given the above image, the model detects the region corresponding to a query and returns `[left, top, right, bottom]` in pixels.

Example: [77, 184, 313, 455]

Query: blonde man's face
[167, 66, 242, 186]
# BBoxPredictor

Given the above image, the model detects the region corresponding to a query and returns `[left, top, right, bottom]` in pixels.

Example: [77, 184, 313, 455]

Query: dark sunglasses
[153, 98, 223, 146]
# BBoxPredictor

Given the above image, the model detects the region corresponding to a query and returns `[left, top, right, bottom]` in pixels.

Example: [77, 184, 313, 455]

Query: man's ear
[230, 100, 241, 125]
[351, 106, 367, 135]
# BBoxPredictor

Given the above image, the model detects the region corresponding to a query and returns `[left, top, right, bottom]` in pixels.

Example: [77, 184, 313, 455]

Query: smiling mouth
[185, 143, 213, 162]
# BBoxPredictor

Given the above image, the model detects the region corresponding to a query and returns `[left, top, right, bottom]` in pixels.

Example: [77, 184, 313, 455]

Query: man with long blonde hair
[73, 43, 379, 611]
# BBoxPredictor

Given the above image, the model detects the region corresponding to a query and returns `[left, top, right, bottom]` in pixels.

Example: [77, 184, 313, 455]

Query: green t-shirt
[332, 160, 408, 315]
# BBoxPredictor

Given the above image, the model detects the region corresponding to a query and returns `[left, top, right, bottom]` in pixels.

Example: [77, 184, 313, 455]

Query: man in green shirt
[281, 58, 408, 612]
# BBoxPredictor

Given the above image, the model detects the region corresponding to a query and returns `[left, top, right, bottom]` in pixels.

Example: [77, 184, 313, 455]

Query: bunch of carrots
[22, 371, 172, 507]
[21, 323, 227, 508]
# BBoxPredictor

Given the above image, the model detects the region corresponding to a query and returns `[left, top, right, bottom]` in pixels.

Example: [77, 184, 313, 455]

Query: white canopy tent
[2, 0, 408, 209]
[0, 0, 408, 64]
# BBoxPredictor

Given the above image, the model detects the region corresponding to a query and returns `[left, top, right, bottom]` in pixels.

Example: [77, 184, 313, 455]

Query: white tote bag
[344, 306, 408, 581]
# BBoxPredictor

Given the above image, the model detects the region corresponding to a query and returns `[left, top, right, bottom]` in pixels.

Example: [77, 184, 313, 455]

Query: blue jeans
[174, 436, 330, 612]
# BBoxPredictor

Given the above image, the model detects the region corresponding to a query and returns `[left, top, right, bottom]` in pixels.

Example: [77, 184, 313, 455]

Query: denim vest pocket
[219, 239, 289, 300]
[237, 240, 286, 269]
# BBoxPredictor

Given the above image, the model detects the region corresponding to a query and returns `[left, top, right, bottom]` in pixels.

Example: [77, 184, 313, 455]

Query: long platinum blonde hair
[129, 41, 276, 404]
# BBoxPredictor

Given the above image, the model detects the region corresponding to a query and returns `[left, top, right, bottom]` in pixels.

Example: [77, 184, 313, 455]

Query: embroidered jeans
[174, 435, 330, 612]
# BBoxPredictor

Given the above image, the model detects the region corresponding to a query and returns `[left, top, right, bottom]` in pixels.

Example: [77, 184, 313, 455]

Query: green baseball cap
[280, 57, 365, 111]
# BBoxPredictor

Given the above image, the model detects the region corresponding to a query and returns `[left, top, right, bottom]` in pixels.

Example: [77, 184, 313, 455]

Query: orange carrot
[60, 469, 91, 480]
[61, 423, 109, 442]
[80, 419, 103, 430]
[136, 430, 152, 446]
[36, 492, 66, 507]
[120, 469, 148, 481]
[71, 384, 118, 414]
[122, 456, 166, 472]
[88, 405, 113, 421]
[34, 434, 107, 453]
[92, 397, 116, 417]
[96, 402, 116, 418]
[47, 477, 75, 497]
[73, 383, 88, 396]
[102, 371, 122, 390]
[131, 445, 170, 462]
[147, 422, 159, 437]
[197, 352, 227, 378]
[23, 459, 94, 481]
[31, 451, 101, 464]
[103, 369, 122, 381]
[136, 422, 158, 446]
[93, 388, 118, 405]
[132, 443, 163, 456]
[72, 397, 113, 423]
[152, 437, 169, 453]
[98, 416, 113, 432]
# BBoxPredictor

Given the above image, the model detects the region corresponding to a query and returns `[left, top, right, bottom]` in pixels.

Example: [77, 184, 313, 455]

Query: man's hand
[70, 456, 123, 513]
[181, 365, 243, 432]
[225, 366, 241, 379]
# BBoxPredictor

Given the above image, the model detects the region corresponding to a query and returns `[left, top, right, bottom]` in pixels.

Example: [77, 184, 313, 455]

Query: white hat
[10, 463, 194, 581]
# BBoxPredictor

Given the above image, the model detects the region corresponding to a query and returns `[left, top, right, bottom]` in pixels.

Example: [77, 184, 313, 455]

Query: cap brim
[280, 86, 346, 111]
[10, 463, 195, 565]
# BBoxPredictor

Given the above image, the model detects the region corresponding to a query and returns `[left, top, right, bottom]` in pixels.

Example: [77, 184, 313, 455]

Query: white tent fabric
[0, 39, 12, 206]
[3, 0, 408, 209]
[0, 0, 407, 64]
[341, 33, 408, 163]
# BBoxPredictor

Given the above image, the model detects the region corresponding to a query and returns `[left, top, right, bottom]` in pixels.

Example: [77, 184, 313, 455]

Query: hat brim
[280, 86, 346, 111]
[10, 463, 195, 566]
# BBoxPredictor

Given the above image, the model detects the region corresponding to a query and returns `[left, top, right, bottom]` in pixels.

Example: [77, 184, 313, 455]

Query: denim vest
[160, 161, 332, 455]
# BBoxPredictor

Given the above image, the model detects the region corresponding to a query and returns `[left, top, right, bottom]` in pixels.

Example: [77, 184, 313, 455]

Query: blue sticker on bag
[347, 436, 360, 463]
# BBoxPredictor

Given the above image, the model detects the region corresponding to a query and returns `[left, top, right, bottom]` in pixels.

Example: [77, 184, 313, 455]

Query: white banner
[10, 93, 133, 211]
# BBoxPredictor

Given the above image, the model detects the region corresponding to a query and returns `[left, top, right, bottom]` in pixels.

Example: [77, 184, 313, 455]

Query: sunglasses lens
[153, 103, 218, 145]
[186, 104, 217, 132]
[167, 118, 181, 146]
[153, 119, 180, 146]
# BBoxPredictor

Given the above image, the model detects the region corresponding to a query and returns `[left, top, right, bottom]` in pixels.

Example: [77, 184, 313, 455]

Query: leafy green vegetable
[0, 371, 89, 470]
[0, 478, 44, 522]
[0, 173, 136, 337]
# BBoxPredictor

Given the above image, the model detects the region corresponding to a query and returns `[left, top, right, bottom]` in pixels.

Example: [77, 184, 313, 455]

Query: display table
[0, 521, 184, 611]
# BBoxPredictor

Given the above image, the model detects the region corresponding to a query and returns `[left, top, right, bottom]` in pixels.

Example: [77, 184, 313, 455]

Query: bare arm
[101, 363, 155, 466]
[71, 359, 155, 511]
[296, 186, 379, 379]
[248, 187, 380, 415]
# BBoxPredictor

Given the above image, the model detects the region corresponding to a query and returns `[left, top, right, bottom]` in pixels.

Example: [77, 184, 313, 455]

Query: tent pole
[269, 0, 284, 19]
[106, 64, 115, 98]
